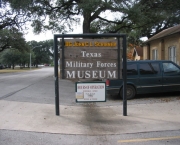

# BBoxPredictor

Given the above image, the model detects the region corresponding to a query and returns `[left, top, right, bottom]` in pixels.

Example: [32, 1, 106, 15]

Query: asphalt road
[0, 67, 55, 104]
[1, 129, 180, 145]
[0, 67, 180, 145]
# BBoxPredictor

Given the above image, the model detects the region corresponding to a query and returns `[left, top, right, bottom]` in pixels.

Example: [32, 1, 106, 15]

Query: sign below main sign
[75, 82, 106, 102]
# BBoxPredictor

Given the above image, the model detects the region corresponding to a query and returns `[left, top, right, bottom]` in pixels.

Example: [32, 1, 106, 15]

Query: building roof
[145, 24, 180, 43]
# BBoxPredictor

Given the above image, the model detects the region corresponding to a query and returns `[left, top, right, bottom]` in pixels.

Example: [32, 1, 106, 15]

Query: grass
[0, 67, 40, 73]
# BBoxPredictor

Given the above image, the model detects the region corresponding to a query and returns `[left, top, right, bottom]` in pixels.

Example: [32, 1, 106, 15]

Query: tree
[28, 40, 51, 67]
[40, 39, 54, 59]
[0, 49, 21, 69]
[0, 0, 31, 30]
[37, 39, 60, 66]
[5, 0, 180, 41]
[137, 0, 180, 38]
[0, 1, 31, 53]
[19, 51, 32, 68]
[0, 28, 28, 52]
[93, 0, 180, 39]
[5, 0, 144, 34]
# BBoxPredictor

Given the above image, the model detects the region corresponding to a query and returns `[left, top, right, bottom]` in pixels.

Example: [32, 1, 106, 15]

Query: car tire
[120, 85, 135, 100]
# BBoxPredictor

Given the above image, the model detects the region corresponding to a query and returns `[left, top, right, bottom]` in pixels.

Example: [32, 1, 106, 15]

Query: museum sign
[60, 39, 119, 80]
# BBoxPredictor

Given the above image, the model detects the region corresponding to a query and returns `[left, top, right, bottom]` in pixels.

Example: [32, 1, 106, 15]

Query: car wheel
[120, 85, 135, 100]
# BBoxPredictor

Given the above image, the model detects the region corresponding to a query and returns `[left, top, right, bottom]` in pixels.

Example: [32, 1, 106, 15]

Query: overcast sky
[24, 26, 83, 42]
[24, 16, 83, 42]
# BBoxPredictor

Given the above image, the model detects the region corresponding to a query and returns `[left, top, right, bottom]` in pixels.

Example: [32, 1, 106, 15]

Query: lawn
[0, 67, 40, 73]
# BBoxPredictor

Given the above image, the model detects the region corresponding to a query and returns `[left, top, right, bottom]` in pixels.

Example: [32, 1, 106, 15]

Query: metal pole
[117, 38, 120, 79]
[30, 52, 31, 70]
[123, 35, 127, 116]
[54, 35, 60, 116]
[61, 34, 65, 79]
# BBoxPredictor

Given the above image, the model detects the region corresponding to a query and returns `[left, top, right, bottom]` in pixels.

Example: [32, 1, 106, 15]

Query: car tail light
[106, 79, 110, 86]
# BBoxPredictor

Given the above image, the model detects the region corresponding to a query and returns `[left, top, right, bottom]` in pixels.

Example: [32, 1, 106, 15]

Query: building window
[152, 49, 158, 60]
[168, 46, 176, 63]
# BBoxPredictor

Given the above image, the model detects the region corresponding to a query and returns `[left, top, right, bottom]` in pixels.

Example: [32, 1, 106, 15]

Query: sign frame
[54, 33, 127, 116]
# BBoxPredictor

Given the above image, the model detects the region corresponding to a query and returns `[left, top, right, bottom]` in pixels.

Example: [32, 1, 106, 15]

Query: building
[143, 25, 180, 65]
[132, 46, 143, 60]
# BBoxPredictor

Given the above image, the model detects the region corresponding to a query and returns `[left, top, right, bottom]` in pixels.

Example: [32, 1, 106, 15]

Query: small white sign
[76, 82, 106, 102]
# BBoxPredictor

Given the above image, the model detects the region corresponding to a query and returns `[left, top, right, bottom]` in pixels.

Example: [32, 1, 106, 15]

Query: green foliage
[27, 40, 52, 67]
[7, 0, 32, 9]
[0, 38, 54, 68]
[0, 49, 21, 69]
[0, 47, 35, 69]
[3, 0, 180, 45]
[135, 0, 180, 38]
[1, 0, 31, 30]
[0, 28, 28, 52]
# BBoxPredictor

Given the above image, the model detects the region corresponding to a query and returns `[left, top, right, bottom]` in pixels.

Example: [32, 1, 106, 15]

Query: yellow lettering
[65, 42, 69, 46]
[69, 42, 72, 46]
[85, 42, 89, 46]
[113, 42, 116, 47]
[65, 41, 116, 47]
[81, 43, 85, 46]
[73, 42, 77, 47]
[94, 42, 98, 46]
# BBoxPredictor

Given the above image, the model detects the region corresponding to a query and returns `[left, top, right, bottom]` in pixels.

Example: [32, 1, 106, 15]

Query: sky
[24, 17, 83, 42]
[25, 28, 148, 42]
[24, 26, 83, 42]
[25, 30, 53, 42]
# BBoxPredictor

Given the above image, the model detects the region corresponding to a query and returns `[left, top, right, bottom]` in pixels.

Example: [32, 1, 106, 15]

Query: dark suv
[106, 60, 180, 99]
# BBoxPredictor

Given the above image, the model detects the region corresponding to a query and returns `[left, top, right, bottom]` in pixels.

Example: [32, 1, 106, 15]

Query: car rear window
[163, 62, 180, 73]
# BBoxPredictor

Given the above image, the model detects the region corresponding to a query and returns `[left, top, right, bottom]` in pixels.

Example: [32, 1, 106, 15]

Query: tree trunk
[83, 12, 91, 33]
[83, 19, 90, 33]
